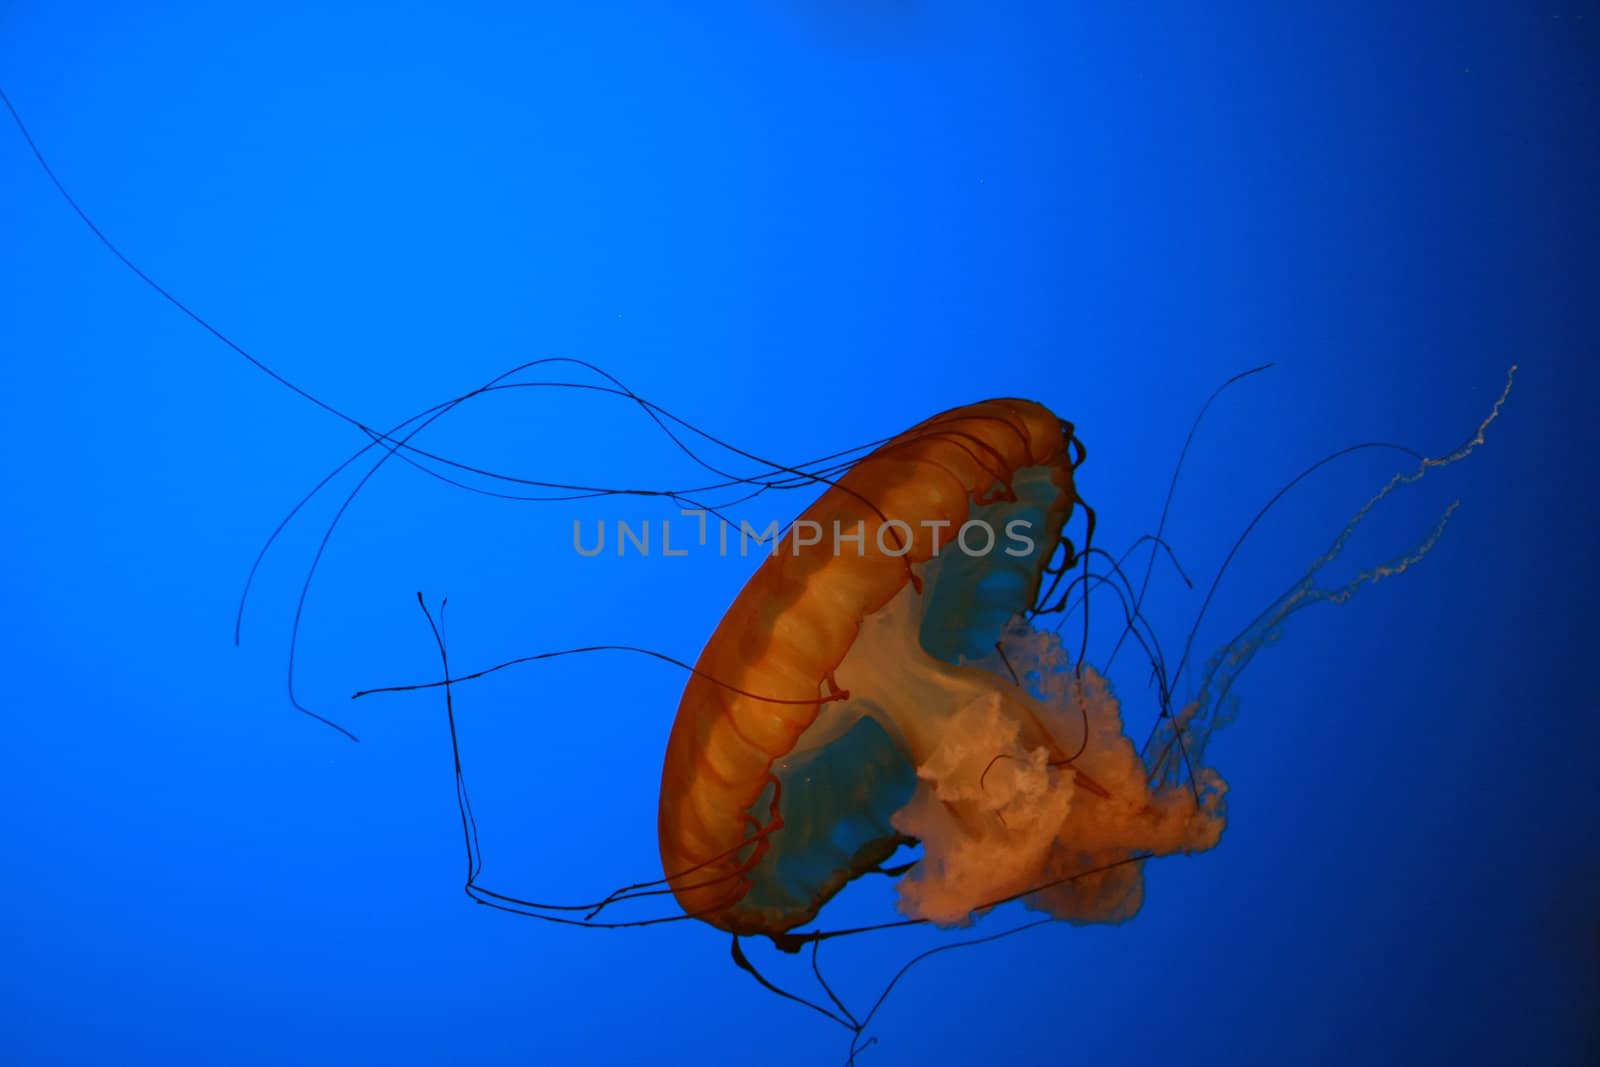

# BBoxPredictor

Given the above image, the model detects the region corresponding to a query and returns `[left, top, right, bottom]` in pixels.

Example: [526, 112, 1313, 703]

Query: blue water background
[3, 5, 1596, 1064]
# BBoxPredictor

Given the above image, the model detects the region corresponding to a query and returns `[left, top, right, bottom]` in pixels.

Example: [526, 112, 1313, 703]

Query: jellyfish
[658, 399, 1221, 937]
[657, 380, 1512, 944]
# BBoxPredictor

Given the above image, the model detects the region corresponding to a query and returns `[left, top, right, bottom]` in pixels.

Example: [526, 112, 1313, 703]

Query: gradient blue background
[3, 4, 1596, 1065]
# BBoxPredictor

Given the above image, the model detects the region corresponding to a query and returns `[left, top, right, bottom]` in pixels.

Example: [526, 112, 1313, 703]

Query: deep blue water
[3, 5, 1596, 1065]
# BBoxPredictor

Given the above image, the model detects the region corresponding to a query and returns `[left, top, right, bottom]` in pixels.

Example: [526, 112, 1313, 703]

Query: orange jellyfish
[655, 372, 1511, 947]
[657, 398, 1226, 940]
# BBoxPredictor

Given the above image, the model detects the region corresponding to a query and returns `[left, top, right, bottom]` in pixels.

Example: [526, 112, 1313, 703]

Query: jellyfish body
[657, 399, 1225, 937]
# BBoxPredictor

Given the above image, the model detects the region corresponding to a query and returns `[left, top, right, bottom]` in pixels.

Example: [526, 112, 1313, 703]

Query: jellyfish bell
[658, 398, 1227, 940]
